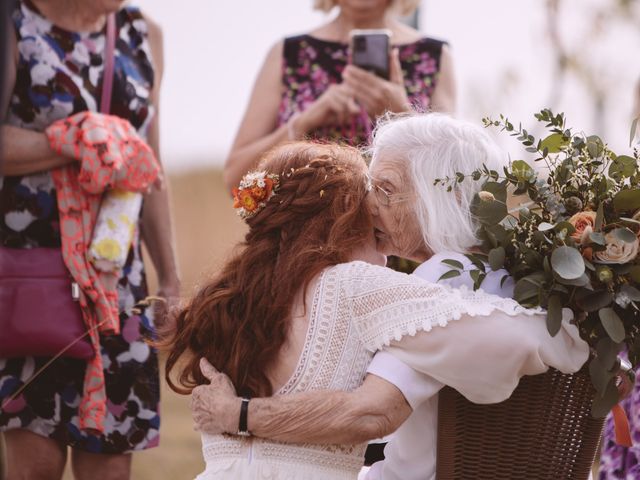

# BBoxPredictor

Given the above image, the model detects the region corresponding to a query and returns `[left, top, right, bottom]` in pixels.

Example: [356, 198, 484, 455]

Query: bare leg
[4, 429, 67, 480]
[71, 450, 132, 480]
[1, 432, 6, 480]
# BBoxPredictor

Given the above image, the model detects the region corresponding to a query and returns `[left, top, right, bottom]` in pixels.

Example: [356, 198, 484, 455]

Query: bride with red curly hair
[163, 142, 384, 401]
[161, 141, 574, 479]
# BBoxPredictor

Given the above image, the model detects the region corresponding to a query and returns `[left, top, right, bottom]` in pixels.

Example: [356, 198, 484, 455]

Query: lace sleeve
[337, 261, 542, 351]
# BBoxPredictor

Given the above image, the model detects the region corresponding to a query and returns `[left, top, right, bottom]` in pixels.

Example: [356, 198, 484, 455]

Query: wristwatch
[237, 397, 251, 437]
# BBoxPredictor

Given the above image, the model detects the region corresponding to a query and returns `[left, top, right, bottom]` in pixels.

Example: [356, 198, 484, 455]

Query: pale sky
[133, 0, 640, 171]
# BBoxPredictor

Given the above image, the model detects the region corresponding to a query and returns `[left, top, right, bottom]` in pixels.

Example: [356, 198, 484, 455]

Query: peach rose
[568, 211, 597, 244]
[594, 232, 639, 264]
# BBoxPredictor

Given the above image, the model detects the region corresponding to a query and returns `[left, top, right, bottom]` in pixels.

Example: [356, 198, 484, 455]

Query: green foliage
[444, 109, 640, 416]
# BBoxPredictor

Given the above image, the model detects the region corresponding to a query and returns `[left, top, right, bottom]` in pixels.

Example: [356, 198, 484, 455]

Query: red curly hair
[160, 142, 372, 397]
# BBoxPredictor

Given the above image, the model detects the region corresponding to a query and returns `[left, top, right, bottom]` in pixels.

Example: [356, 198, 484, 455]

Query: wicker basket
[436, 366, 604, 480]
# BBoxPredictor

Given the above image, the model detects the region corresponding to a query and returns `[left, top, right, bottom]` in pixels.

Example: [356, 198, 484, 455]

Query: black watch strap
[237, 397, 251, 437]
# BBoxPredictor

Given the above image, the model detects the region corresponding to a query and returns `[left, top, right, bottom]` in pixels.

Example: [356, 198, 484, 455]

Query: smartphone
[350, 29, 391, 80]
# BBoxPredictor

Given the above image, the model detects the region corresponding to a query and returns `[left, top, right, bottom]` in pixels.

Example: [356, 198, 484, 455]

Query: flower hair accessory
[233, 171, 280, 219]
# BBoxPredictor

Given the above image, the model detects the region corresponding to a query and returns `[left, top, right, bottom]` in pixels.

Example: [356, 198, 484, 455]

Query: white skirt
[195, 458, 359, 480]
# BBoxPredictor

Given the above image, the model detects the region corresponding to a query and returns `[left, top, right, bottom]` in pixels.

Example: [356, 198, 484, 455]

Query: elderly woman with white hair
[189, 114, 589, 480]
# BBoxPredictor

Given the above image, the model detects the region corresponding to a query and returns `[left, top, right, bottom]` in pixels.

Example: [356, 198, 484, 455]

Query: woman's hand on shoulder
[342, 49, 410, 118]
[191, 358, 240, 435]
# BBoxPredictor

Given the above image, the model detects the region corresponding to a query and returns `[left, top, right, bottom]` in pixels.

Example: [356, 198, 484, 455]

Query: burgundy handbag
[0, 247, 93, 359]
[0, 14, 117, 360]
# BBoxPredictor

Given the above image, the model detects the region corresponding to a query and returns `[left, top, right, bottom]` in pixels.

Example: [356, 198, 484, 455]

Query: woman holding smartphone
[223, 0, 456, 193]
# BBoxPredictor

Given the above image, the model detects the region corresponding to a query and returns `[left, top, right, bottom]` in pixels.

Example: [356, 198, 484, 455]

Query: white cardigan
[363, 252, 589, 480]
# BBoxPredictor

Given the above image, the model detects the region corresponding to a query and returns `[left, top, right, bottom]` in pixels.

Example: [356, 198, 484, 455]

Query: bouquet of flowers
[436, 109, 640, 416]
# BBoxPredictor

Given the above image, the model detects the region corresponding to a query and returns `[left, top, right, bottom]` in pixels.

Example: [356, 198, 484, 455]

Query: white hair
[369, 113, 508, 254]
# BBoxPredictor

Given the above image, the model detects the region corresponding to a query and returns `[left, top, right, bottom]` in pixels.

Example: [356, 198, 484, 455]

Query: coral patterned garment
[46, 111, 160, 432]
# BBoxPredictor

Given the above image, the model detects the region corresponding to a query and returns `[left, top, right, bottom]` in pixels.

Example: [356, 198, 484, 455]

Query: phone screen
[350, 31, 390, 80]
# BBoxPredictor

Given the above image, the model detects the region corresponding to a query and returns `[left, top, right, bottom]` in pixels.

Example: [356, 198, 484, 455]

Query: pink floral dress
[277, 34, 446, 147]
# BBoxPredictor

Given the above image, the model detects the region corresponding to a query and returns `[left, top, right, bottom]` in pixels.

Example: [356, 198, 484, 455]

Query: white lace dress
[197, 261, 544, 479]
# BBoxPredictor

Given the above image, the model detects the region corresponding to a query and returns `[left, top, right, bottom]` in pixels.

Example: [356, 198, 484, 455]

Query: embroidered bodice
[199, 261, 539, 479]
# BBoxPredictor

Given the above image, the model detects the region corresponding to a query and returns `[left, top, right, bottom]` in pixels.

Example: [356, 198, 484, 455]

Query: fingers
[390, 48, 404, 85]
[199, 357, 218, 381]
[324, 85, 359, 125]
[343, 64, 381, 87]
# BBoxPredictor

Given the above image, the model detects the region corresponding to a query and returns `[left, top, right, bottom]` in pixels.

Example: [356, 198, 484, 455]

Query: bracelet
[237, 397, 251, 437]
[287, 112, 302, 141]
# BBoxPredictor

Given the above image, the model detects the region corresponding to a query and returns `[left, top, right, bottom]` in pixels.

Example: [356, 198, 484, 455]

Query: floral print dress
[599, 365, 640, 479]
[277, 34, 445, 275]
[277, 34, 446, 147]
[0, 0, 160, 453]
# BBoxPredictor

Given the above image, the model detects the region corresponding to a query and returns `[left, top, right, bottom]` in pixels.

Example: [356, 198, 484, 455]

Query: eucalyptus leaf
[630, 117, 638, 147]
[546, 296, 563, 337]
[500, 216, 518, 229]
[608, 155, 637, 179]
[596, 337, 622, 371]
[591, 378, 619, 418]
[540, 133, 565, 153]
[620, 284, 640, 302]
[538, 222, 555, 232]
[554, 271, 590, 287]
[441, 259, 464, 270]
[488, 247, 506, 271]
[470, 270, 486, 290]
[589, 357, 614, 395]
[511, 160, 536, 183]
[587, 135, 605, 158]
[589, 231, 605, 246]
[464, 254, 487, 273]
[613, 189, 640, 212]
[551, 283, 569, 294]
[631, 266, 640, 283]
[576, 290, 613, 311]
[554, 221, 577, 236]
[437, 270, 461, 282]
[595, 202, 604, 232]
[621, 217, 640, 226]
[513, 273, 545, 306]
[551, 246, 585, 280]
[599, 308, 626, 343]
[612, 227, 637, 244]
[471, 194, 508, 226]
[613, 264, 632, 275]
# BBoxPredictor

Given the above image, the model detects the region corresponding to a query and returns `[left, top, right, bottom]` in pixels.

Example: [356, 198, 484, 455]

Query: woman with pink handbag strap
[0, 1, 179, 479]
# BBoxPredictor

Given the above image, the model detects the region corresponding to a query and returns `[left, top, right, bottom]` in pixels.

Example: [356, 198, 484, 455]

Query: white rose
[594, 232, 639, 264]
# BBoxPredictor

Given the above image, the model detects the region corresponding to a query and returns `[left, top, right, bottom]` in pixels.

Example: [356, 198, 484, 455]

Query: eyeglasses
[365, 173, 412, 207]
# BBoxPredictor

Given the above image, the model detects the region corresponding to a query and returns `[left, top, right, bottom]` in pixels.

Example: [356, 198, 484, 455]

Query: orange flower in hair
[233, 171, 280, 219]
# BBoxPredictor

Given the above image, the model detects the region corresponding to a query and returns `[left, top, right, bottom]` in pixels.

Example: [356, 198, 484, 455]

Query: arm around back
[248, 373, 411, 444]
[191, 359, 411, 445]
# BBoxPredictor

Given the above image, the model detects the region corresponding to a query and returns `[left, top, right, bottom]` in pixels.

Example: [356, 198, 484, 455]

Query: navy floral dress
[277, 34, 446, 147]
[0, 0, 160, 453]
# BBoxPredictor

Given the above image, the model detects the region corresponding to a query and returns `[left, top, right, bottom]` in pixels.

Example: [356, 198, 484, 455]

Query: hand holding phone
[343, 42, 411, 118]
[350, 29, 391, 80]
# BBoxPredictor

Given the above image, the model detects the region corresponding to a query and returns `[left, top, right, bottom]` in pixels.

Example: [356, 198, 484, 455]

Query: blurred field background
[53, 0, 640, 477]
